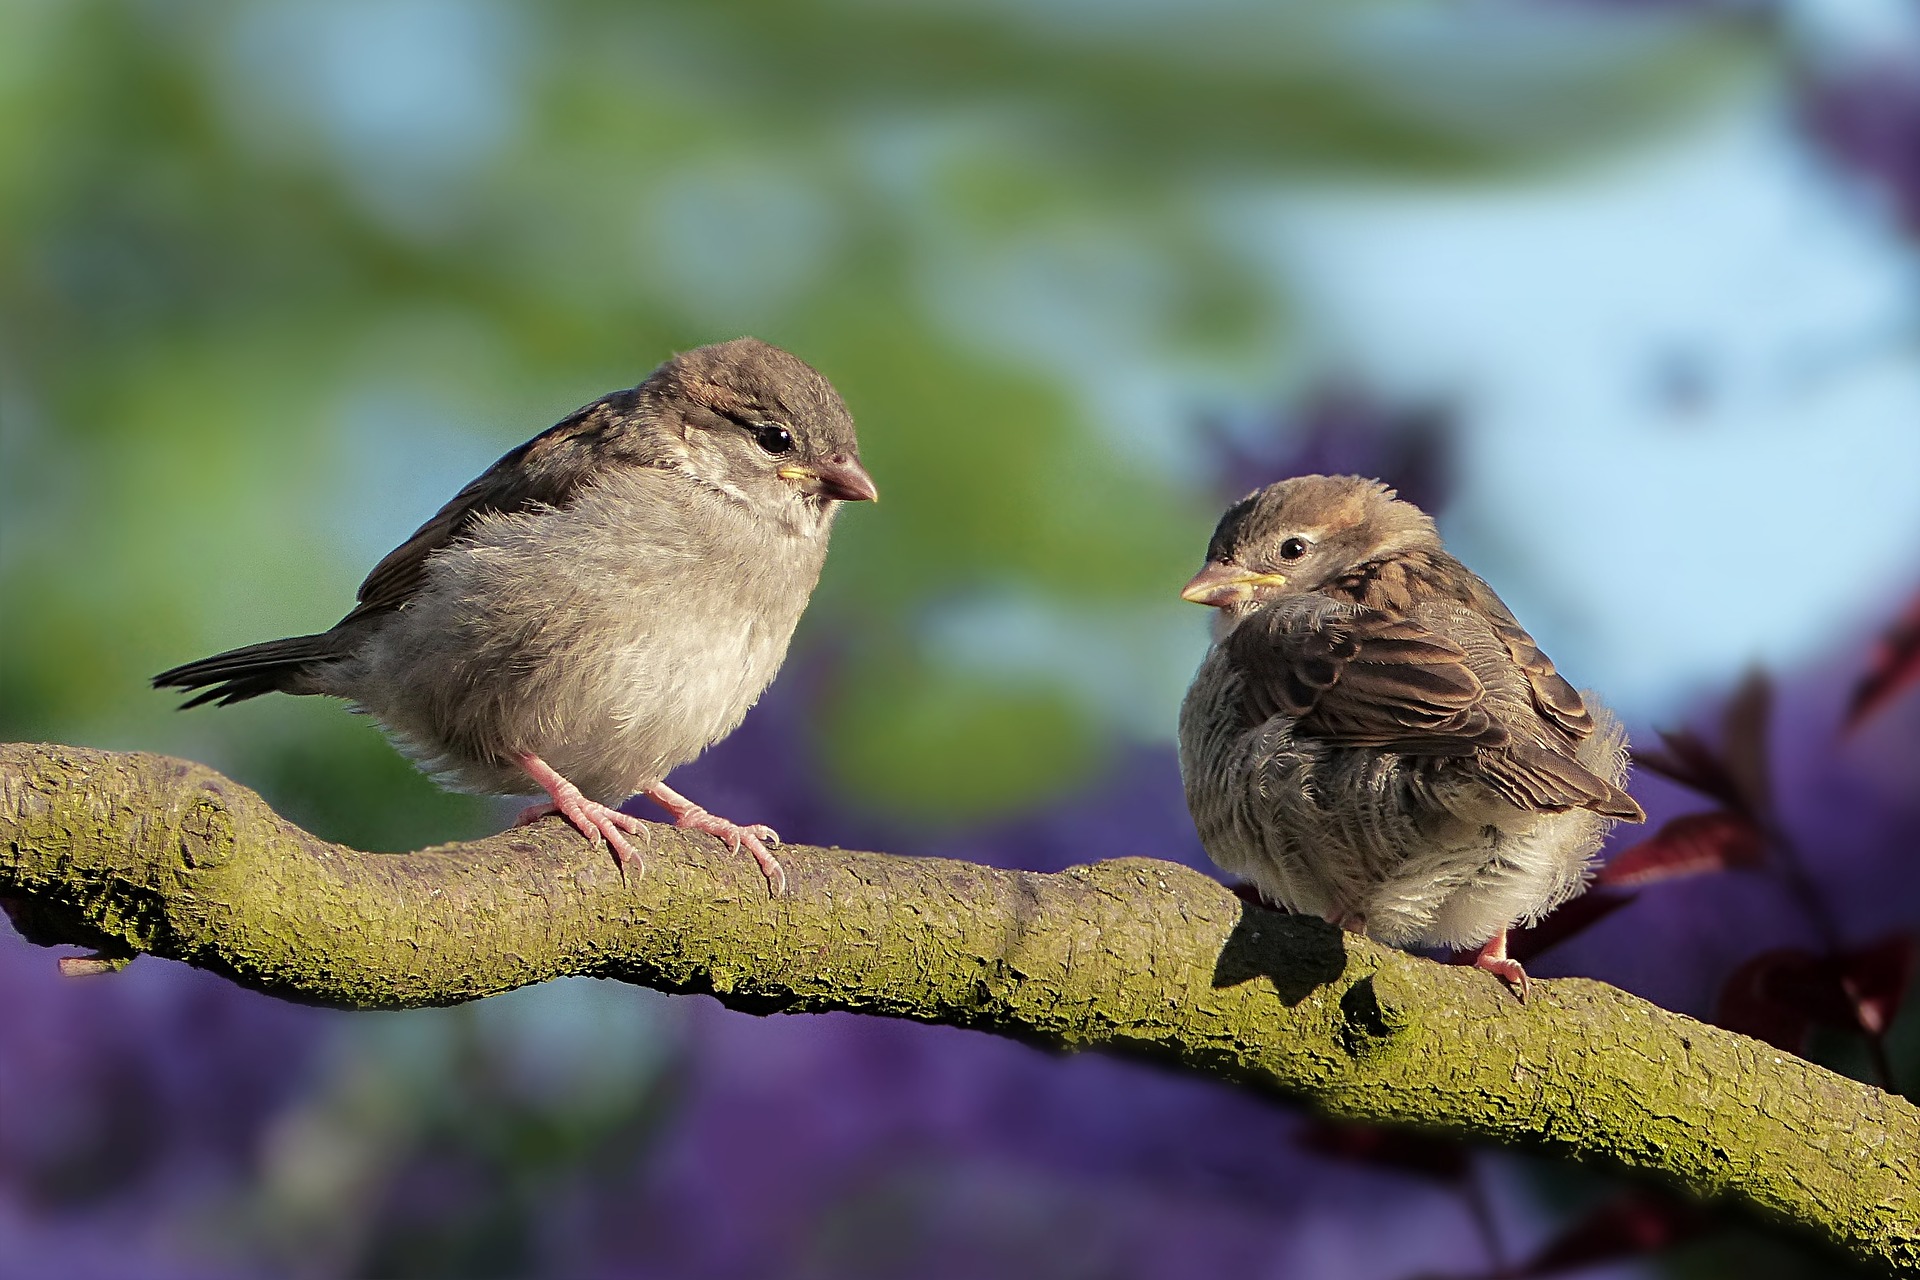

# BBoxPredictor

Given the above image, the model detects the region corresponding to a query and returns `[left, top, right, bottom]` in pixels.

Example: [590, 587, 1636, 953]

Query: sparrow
[154, 337, 877, 894]
[1176, 475, 1643, 997]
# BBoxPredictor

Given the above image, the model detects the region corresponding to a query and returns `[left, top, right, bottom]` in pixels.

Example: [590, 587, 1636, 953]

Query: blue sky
[1258, 77, 1920, 719]
[925, 61, 1920, 740]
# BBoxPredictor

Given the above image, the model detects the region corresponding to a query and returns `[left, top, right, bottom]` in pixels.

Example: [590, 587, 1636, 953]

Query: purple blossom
[1803, 62, 1920, 237]
[0, 930, 326, 1279]
[1200, 383, 1453, 515]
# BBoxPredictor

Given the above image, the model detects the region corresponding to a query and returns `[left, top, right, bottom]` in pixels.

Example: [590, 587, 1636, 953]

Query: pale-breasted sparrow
[156, 337, 876, 894]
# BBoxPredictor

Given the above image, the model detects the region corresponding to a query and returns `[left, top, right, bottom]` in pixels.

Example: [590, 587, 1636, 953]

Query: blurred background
[4, 0, 1919, 1276]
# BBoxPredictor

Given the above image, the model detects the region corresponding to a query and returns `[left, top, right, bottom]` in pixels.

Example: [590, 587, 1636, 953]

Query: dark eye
[750, 423, 795, 456]
[1279, 537, 1309, 561]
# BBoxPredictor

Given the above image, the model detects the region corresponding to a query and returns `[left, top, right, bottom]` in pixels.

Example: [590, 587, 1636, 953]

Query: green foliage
[825, 659, 1098, 821]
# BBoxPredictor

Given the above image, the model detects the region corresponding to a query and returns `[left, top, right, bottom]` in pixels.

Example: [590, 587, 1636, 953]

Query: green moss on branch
[2, 742, 1915, 1273]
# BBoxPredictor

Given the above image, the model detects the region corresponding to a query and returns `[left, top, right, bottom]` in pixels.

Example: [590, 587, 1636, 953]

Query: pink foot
[1470, 928, 1530, 1003]
[1323, 910, 1368, 935]
[643, 780, 786, 896]
[513, 753, 647, 875]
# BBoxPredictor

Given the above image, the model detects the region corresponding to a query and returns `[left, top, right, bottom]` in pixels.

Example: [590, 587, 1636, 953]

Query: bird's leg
[1469, 928, 1530, 1003]
[1323, 909, 1368, 935]
[512, 753, 646, 875]
[640, 780, 786, 896]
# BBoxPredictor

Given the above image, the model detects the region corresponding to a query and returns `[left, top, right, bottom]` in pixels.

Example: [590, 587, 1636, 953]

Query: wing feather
[341, 391, 651, 625]
[1227, 601, 1504, 753]
[1457, 577, 1598, 741]
[1225, 594, 1640, 818]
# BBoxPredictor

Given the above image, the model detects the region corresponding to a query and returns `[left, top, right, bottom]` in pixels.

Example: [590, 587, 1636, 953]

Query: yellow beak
[1180, 563, 1288, 607]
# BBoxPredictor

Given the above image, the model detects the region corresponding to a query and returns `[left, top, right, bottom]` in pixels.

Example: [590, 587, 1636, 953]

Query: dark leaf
[1296, 1120, 1468, 1183]
[1844, 591, 1920, 733]
[1508, 891, 1636, 963]
[1515, 1190, 1712, 1277]
[1839, 933, 1915, 1037]
[1717, 949, 1821, 1053]
[1719, 668, 1772, 816]
[1593, 811, 1766, 889]
[1631, 729, 1749, 813]
[1718, 937, 1916, 1053]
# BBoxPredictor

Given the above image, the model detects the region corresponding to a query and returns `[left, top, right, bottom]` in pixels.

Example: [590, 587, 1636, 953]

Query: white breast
[339, 468, 829, 804]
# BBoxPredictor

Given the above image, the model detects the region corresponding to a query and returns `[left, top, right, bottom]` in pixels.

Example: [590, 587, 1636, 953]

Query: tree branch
[2, 742, 1914, 1273]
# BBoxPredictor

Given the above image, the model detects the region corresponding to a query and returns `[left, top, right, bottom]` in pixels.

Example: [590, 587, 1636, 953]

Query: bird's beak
[779, 457, 879, 503]
[1180, 563, 1287, 607]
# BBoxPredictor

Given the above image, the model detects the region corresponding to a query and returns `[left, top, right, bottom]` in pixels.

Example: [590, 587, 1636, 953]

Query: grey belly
[1179, 675, 1584, 949]
[322, 515, 801, 805]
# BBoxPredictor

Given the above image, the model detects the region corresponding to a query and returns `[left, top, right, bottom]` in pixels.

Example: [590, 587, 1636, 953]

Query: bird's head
[1181, 474, 1440, 616]
[646, 337, 877, 531]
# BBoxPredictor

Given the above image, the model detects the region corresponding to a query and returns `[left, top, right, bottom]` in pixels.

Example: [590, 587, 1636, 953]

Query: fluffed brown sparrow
[1177, 475, 1643, 997]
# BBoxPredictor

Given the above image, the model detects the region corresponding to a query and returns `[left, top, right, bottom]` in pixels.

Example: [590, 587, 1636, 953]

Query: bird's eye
[750, 423, 795, 456]
[1279, 537, 1309, 561]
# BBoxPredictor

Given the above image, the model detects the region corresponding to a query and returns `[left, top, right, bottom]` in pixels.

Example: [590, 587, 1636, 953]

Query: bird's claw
[514, 795, 647, 877]
[512, 753, 653, 877]
[1469, 929, 1530, 1002]
[640, 781, 788, 896]
[674, 808, 787, 896]
[1474, 954, 1530, 1002]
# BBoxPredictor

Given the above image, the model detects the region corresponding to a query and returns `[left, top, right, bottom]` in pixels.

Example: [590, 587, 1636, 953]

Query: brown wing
[1464, 593, 1645, 819]
[1477, 737, 1643, 819]
[1226, 600, 1508, 755]
[1458, 576, 1595, 741]
[340, 390, 649, 625]
[1434, 587, 1642, 819]
[1229, 597, 1643, 820]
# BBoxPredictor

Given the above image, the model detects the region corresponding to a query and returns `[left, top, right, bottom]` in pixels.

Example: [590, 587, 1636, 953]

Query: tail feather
[1482, 737, 1646, 823]
[153, 633, 344, 708]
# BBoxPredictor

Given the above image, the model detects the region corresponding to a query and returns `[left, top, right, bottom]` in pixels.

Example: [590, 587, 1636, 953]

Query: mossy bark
[3, 742, 1915, 1273]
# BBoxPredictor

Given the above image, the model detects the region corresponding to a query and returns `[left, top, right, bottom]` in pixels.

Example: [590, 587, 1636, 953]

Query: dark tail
[153, 633, 345, 708]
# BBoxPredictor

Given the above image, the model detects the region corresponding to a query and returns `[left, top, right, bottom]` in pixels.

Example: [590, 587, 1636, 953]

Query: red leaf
[1631, 729, 1750, 813]
[1716, 949, 1822, 1053]
[1717, 937, 1916, 1051]
[1508, 891, 1637, 964]
[1516, 1191, 1711, 1277]
[1719, 669, 1772, 815]
[1593, 811, 1766, 889]
[1845, 592, 1920, 733]
[1839, 934, 1915, 1037]
[1296, 1120, 1468, 1182]
[1715, 946, 1891, 1051]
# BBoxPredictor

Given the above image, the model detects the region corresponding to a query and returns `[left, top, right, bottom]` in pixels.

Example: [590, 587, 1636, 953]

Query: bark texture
[2, 742, 1915, 1273]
